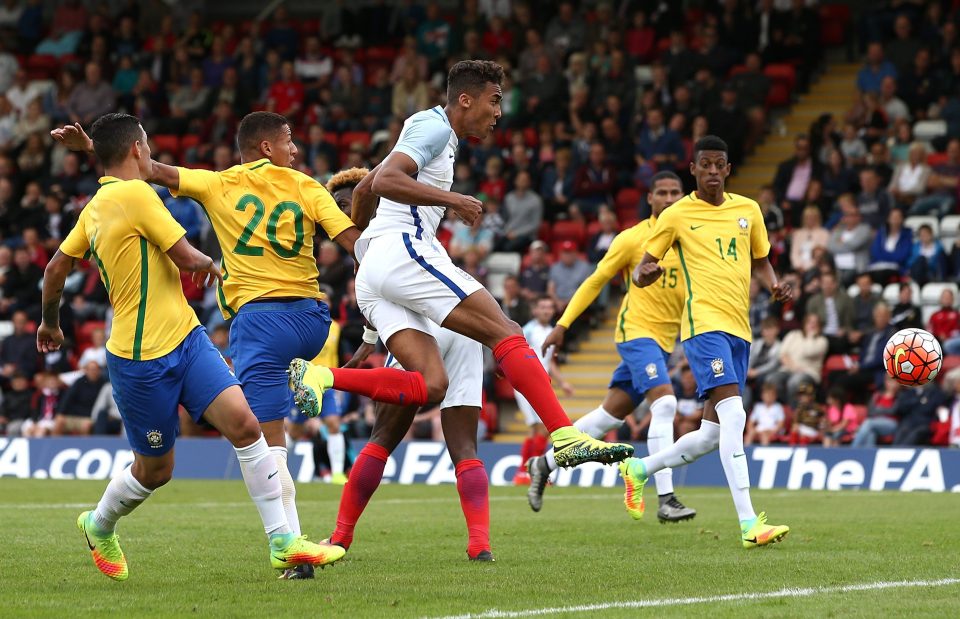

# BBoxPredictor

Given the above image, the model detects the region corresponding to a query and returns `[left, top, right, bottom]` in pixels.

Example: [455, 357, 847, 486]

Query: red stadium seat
[728, 64, 748, 78]
[180, 135, 200, 151]
[819, 4, 851, 47]
[537, 221, 552, 244]
[551, 220, 586, 247]
[586, 220, 603, 238]
[765, 82, 791, 108]
[76, 321, 106, 350]
[764, 64, 797, 92]
[927, 152, 949, 167]
[25, 54, 60, 79]
[823, 354, 858, 382]
[615, 187, 641, 211]
[152, 134, 180, 158]
[340, 131, 371, 152]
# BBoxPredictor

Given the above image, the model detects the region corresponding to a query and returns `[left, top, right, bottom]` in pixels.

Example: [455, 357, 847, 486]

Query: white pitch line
[429, 578, 960, 619]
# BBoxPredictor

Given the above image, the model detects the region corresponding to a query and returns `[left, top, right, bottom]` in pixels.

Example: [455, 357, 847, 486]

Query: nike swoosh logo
[690, 225, 705, 230]
[744, 536, 758, 544]
[119, 500, 129, 507]
[268, 471, 279, 479]
[680, 455, 692, 463]
[83, 528, 95, 551]
[733, 453, 745, 458]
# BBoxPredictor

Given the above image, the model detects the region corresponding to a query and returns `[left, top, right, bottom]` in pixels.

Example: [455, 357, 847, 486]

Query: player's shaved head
[237, 111, 289, 156]
[89, 113, 144, 167]
[447, 60, 504, 102]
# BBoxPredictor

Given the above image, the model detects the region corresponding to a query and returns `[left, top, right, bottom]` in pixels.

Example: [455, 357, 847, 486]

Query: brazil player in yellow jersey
[621, 136, 792, 548]
[528, 171, 695, 522]
[38, 113, 344, 580]
[52, 112, 361, 579]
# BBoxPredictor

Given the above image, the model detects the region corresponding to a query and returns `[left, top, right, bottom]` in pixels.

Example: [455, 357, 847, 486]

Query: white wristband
[362, 325, 379, 345]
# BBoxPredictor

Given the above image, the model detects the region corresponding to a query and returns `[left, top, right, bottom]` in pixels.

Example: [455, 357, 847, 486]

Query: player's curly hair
[326, 167, 370, 194]
[447, 60, 504, 102]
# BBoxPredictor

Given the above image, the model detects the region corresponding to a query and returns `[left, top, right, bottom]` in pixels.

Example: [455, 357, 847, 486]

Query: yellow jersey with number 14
[643, 192, 770, 343]
[60, 177, 200, 360]
[173, 159, 354, 319]
[556, 216, 684, 352]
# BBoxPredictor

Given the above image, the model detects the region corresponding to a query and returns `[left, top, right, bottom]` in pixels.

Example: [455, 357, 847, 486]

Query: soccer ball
[883, 328, 942, 386]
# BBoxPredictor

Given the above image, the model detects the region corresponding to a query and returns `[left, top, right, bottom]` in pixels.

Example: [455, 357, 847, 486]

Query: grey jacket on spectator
[828, 223, 873, 279]
[502, 188, 543, 240]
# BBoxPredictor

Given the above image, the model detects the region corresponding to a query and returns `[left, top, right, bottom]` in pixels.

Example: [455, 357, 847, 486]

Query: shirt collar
[98, 176, 120, 186]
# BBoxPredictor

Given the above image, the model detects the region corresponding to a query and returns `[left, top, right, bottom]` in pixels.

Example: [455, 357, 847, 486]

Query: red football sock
[520, 437, 534, 467]
[531, 433, 548, 457]
[330, 367, 427, 406]
[455, 459, 490, 558]
[493, 335, 571, 433]
[330, 442, 389, 549]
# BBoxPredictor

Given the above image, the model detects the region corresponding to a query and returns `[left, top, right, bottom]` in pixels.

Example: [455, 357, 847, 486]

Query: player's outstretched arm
[752, 256, 793, 302]
[37, 250, 76, 353]
[372, 152, 482, 224]
[632, 253, 664, 288]
[166, 237, 223, 289]
[51, 123, 182, 191]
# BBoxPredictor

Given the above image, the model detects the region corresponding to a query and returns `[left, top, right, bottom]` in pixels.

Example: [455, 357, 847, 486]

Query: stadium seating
[903, 215, 939, 237]
[920, 282, 959, 306]
[882, 282, 921, 305]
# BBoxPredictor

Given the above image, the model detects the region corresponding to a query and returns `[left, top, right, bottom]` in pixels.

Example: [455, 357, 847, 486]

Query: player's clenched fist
[448, 193, 483, 225]
[632, 262, 663, 288]
[771, 281, 793, 302]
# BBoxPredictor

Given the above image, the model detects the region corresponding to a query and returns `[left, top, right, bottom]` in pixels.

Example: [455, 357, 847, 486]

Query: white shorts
[355, 233, 485, 344]
[515, 393, 541, 427]
[385, 321, 483, 410]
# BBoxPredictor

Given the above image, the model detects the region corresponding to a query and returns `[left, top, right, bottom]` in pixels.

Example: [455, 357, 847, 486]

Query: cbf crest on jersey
[146, 430, 163, 449]
[738, 217, 748, 229]
[711, 358, 724, 377]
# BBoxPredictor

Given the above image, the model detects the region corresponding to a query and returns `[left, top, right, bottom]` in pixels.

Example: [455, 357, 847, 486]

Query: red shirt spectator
[267, 60, 304, 118]
[927, 289, 960, 341]
[625, 11, 656, 62]
[482, 17, 513, 57]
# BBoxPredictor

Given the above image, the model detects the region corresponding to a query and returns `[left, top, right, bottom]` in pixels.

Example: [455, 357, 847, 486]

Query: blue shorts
[609, 338, 672, 405]
[230, 299, 331, 424]
[682, 331, 750, 400]
[107, 326, 240, 456]
[288, 389, 341, 424]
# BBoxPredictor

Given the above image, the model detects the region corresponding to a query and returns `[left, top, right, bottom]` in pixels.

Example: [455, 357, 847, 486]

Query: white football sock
[715, 396, 756, 523]
[235, 435, 290, 535]
[270, 446, 301, 536]
[93, 466, 152, 532]
[647, 395, 677, 496]
[544, 405, 624, 472]
[642, 420, 720, 474]
[327, 431, 346, 476]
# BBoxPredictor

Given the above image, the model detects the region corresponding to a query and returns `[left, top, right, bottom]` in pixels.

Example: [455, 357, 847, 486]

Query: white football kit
[385, 322, 483, 410]
[516, 320, 554, 426]
[355, 105, 484, 344]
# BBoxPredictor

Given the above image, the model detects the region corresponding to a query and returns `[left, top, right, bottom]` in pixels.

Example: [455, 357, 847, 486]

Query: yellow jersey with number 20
[60, 176, 200, 361]
[173, 159, 354, 318]
[643, 192, 770, 343]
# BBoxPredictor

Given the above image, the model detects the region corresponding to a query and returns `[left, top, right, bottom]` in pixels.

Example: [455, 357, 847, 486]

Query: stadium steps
[493, 303, 623, 442]
[728, 61, 861, 200]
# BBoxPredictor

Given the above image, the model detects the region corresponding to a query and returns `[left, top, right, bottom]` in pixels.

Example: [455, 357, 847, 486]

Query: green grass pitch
[1, 479, 958, 618]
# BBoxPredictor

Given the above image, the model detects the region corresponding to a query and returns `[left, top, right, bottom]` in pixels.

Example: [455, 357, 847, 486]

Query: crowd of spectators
[0, 1, 957, 450]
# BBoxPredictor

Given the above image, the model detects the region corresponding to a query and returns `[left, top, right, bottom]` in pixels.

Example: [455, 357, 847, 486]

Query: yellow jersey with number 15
[643, 192, 770, 343]
[60, 177, 200, 361]
[555, 215, 684, 352]
[172, 159, 354, 318]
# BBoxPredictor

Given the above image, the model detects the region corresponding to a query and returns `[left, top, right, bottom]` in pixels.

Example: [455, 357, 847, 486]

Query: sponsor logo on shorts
[645, 363, 658, 378]
[711, 358, 724, 377]
[146, 430, 163, 449]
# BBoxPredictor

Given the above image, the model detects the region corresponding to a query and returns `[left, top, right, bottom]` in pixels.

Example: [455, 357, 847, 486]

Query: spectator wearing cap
[548, 241, 591, 314]
[857, 42, 897, 94]
[519, 240, 551, 301]
[498, 170, 543, 253]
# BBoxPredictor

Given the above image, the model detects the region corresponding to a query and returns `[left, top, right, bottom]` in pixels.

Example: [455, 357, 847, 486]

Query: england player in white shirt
[288, 60, 632, 469]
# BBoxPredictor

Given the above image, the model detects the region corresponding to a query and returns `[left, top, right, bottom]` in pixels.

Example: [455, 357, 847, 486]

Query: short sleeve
[172, 166, 222, 205]
[643, 209, 679, 260]
[127, 184, 187, 251]
[750, 202, 771, 259]
[392, 114, 451, 171]
[60, 211, 90, 259]
[298, 173, 355, 239]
